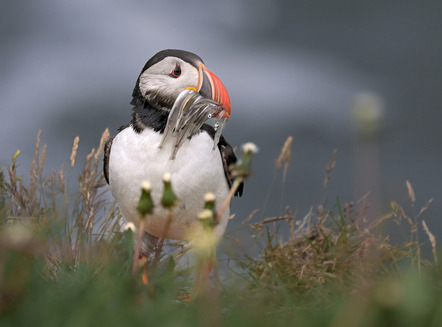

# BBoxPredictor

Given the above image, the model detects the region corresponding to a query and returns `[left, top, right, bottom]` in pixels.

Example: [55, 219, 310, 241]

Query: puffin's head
[132, 49, 231, 117]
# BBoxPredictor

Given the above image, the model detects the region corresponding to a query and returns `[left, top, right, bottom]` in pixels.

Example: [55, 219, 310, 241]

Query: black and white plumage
[104, 49, 242, 251]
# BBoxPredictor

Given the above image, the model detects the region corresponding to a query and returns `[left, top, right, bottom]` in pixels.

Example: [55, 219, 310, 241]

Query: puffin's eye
[169, 63, 182, 78]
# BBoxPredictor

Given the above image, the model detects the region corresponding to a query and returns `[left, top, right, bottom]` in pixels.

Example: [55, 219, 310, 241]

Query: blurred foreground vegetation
[1, 131, 442, 327]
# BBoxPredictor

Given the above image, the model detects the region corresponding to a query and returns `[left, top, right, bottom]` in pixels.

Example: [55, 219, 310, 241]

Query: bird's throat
[130, 99, 170, 133]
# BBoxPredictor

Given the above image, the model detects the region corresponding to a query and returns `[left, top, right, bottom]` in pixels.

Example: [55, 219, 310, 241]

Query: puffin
[103, 49, 243, 255]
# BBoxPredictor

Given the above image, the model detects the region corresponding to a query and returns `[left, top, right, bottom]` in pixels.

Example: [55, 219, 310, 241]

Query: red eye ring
[169, 63, 181, 78]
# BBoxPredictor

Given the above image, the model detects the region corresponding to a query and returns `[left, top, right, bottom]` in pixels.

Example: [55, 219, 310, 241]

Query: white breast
[108, 126, 230, 240]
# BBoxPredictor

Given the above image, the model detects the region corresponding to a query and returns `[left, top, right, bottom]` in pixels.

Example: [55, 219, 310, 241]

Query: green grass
[1, 131, 441, 327]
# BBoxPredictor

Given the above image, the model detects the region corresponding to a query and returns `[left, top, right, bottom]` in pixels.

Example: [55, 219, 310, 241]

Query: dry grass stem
[58, 165, 65, 193]
[422, 220, 437, 264]
[390, 200, 413, 226]
[251, 215, 295, 232]
[40, 144, 47, 172]
[417, 198, 433, 219]
[95, 128, 110, 162]
[70, 136, 80, 168]
[323, 148, 337, 189]
[242, 208, 260, 225]
[406, 180, 415, 204]
[275, 136, 293, 182]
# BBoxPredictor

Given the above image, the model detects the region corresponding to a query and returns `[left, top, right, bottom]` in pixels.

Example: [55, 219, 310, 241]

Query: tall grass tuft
[0, 130, 122, 282]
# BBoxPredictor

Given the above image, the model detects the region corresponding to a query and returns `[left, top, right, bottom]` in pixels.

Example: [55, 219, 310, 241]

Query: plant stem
[152, 210, 173, 267]
[216, 177, 243, 223]
[132, 219, 146, 274]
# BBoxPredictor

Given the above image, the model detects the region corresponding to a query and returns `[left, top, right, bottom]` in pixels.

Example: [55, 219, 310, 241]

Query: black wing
[200, 124, 243, 197]
[103, 137, 114, 184]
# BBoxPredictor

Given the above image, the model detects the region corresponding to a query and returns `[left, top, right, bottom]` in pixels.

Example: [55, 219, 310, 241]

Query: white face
[138, 56, 199, 110]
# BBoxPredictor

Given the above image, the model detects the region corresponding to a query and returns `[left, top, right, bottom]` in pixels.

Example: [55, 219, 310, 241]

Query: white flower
[141, 180, 151, 191]
[242, 142, 259, 154]
[204, 192, 216, 202]
[123, 222, 136, 232]
[162, 172, 172, 182]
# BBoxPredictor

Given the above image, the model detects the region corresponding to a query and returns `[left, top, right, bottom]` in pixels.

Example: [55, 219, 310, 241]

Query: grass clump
[0, 132, 442, 327]
[0, 130, 121, 275]
[240, 198, 438, 309]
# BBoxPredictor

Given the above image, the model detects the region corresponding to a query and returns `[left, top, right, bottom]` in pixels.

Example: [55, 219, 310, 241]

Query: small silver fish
[158, 89, 230, 160]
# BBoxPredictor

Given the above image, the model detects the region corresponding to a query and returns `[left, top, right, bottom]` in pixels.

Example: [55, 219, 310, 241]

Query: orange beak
[196, 64, 231, 118]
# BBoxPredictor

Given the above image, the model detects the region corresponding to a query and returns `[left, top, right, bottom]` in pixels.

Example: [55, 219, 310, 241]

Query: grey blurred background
[1, 1, 441, 245]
